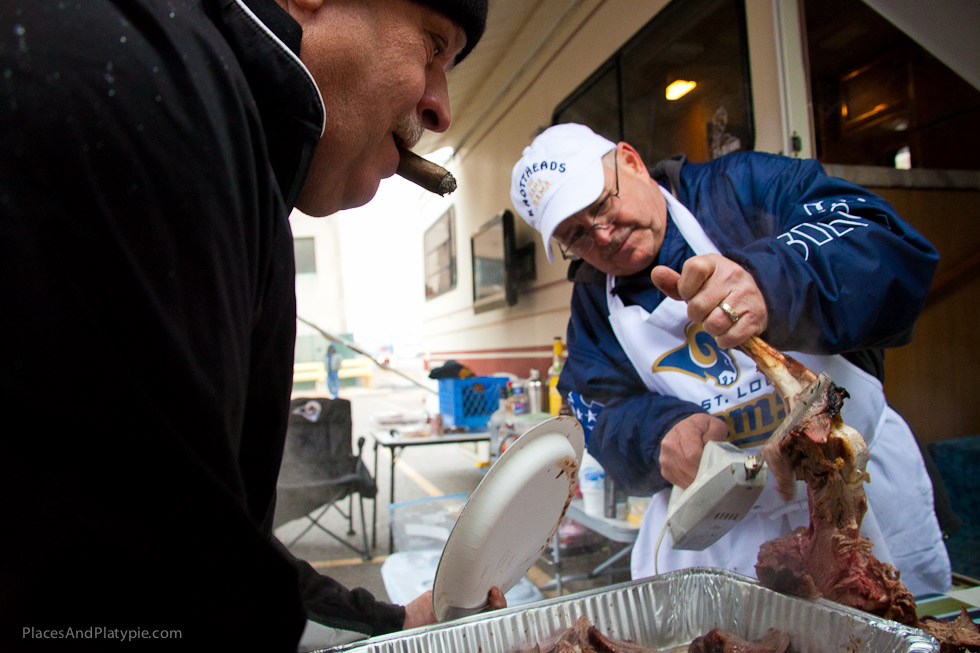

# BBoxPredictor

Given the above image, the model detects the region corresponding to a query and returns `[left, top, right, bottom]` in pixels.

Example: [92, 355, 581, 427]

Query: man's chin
[294, 174, 385, 217]
[293, 194, 340, 218]
[342, 175, 385, 212]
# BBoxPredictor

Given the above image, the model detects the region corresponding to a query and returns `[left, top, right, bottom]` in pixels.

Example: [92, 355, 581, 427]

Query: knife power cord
[653, 520, 669, 576]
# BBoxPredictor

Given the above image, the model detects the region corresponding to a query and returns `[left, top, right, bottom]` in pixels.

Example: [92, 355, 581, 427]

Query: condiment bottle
[547, 337, 564, 415]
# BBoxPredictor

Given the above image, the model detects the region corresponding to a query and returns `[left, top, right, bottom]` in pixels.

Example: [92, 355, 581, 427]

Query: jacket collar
[210, 0, 325, 208]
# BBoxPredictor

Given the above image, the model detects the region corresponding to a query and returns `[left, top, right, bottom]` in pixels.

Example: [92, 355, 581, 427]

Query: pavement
[274, 361, 632, 609]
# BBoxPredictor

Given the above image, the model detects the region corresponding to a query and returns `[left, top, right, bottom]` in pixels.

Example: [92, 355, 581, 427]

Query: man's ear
[274, 0, 323, 25]
[291, 0, 323, 13]
[617, 142, 650, 178]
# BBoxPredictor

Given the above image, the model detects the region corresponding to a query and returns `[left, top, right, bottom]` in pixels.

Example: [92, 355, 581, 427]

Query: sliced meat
[531, 616, 665, 652]
[918, 608, 980, 653]
[688, 627, 792, 652]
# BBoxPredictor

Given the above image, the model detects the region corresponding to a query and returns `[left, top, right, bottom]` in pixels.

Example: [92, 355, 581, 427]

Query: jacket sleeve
[689, 153, 938, 354]
[559, 282, 705, 495]
[272, 538, 406, 638]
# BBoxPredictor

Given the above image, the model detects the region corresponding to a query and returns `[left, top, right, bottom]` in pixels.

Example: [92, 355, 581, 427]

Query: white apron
[620, 187, 950, 595]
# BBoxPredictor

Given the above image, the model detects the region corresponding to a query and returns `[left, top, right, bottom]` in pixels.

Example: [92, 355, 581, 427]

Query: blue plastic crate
[438, 376, 508, 429]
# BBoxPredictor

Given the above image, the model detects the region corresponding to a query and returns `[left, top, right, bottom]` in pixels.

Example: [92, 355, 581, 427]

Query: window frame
[423, 206, 457, 300]
[293, 236, 317, 275]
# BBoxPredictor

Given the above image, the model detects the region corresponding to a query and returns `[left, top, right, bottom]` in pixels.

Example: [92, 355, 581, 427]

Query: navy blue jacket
[558, 152, 938, 496]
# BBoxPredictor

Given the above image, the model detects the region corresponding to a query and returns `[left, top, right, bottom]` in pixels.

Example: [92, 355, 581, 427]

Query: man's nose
[419, 70, 452, 133]
[590, 223, 616, 245]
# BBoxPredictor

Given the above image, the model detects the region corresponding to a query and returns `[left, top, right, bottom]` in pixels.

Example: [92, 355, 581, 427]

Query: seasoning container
[510, 381, 529, 415]
[526, 369, 544, 414]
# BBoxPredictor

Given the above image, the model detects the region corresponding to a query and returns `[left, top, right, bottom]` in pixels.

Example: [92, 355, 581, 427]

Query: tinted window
[804, 0, 980, 171]
[555, 0, 753, 165]
[424, 206, 457, 299]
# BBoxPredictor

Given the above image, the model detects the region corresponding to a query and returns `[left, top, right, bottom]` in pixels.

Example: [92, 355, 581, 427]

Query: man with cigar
[509, 124, 950, 595]
[0, 0, 496, 650]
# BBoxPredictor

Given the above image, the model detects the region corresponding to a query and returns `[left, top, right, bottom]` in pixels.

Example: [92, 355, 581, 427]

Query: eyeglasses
[556, 154, 621, 260]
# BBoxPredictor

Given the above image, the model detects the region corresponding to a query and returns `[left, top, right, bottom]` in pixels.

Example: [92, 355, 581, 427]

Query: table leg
[388, 445, 399, 554]
[553, 532, 563, 596]
[389, 447, 397, 505]
[590, 542, 633, 578]
[372, 439, 379, 550]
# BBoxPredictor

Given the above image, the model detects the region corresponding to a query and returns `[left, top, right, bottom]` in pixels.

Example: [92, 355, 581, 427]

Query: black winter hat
[414, 0, 488, 63]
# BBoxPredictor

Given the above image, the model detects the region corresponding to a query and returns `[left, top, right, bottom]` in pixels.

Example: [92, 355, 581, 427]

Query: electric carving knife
[665, 440, 766, 550]
[664, 360, 835, 551]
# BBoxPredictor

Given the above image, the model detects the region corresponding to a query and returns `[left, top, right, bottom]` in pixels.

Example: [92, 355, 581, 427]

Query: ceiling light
[666, 80, 696, 100]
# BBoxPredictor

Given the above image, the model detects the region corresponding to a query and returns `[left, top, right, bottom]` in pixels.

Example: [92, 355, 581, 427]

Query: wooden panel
[875, 186, 980, 444]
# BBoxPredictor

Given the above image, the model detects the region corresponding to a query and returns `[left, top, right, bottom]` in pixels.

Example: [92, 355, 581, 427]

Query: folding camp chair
[926, 435, 979, 581]
[274, 397, 376, 560]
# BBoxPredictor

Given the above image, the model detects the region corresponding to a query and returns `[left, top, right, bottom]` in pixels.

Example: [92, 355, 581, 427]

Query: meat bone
[737, 336, 870, 501]
[740, 338, 925, 629]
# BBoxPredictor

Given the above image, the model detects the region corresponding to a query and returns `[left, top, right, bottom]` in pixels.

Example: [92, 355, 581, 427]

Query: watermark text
[22, 626, 181, 642]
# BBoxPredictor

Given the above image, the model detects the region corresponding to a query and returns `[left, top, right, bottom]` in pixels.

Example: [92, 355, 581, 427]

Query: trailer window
[423, 206, 457, 300]
[294, 237, 316, 275]
[804, 0, 980, 171]
[554, 0, 753, 165]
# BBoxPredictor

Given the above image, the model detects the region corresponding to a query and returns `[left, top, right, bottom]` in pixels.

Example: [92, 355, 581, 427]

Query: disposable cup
[581, 486, 604, 517]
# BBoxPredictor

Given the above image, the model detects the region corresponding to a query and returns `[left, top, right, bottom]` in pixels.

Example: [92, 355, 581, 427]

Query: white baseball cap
[510, 123, 616, 262]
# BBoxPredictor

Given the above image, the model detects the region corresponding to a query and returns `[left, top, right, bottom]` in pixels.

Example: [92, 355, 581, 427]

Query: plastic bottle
[578, 451, 605, 517]
[488, 384, 508, 465]
[498, 422, 519, 457]
[510, 381, 528, 416]
[547, 337, 564, 415]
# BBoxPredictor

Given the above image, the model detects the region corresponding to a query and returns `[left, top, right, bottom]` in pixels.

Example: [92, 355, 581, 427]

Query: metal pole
[297, 315, 437, 394]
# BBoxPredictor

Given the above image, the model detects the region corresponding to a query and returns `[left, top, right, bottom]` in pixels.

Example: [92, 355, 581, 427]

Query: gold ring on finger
[719, 301, 739, 323]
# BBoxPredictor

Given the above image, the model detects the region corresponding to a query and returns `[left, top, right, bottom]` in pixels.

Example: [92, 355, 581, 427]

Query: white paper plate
[432, 416, 584, 621]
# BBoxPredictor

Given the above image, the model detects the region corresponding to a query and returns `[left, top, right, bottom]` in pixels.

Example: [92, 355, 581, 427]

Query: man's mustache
[394, 114, 425, 149]
[598, 224, 633, 256]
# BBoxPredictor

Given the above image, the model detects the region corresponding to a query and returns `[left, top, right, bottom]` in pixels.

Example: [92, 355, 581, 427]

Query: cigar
[396, 146, 457, 196]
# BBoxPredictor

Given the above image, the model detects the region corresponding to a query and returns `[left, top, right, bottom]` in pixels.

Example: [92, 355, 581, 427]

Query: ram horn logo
[653, 323, 739, 387]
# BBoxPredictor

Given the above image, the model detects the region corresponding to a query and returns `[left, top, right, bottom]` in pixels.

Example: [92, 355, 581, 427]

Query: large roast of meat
[737, 337, 917, 624]
[739, 337, 979, 650]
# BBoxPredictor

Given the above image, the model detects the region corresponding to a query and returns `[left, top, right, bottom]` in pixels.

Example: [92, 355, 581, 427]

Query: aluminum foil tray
[324, 568, 939, 652]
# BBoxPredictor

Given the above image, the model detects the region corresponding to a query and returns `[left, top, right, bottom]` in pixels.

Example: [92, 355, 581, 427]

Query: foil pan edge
[322, 568, 939, 653]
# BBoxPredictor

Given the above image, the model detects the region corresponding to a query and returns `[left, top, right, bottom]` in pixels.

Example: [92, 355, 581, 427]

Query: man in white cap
[509, 123, 951, 595]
